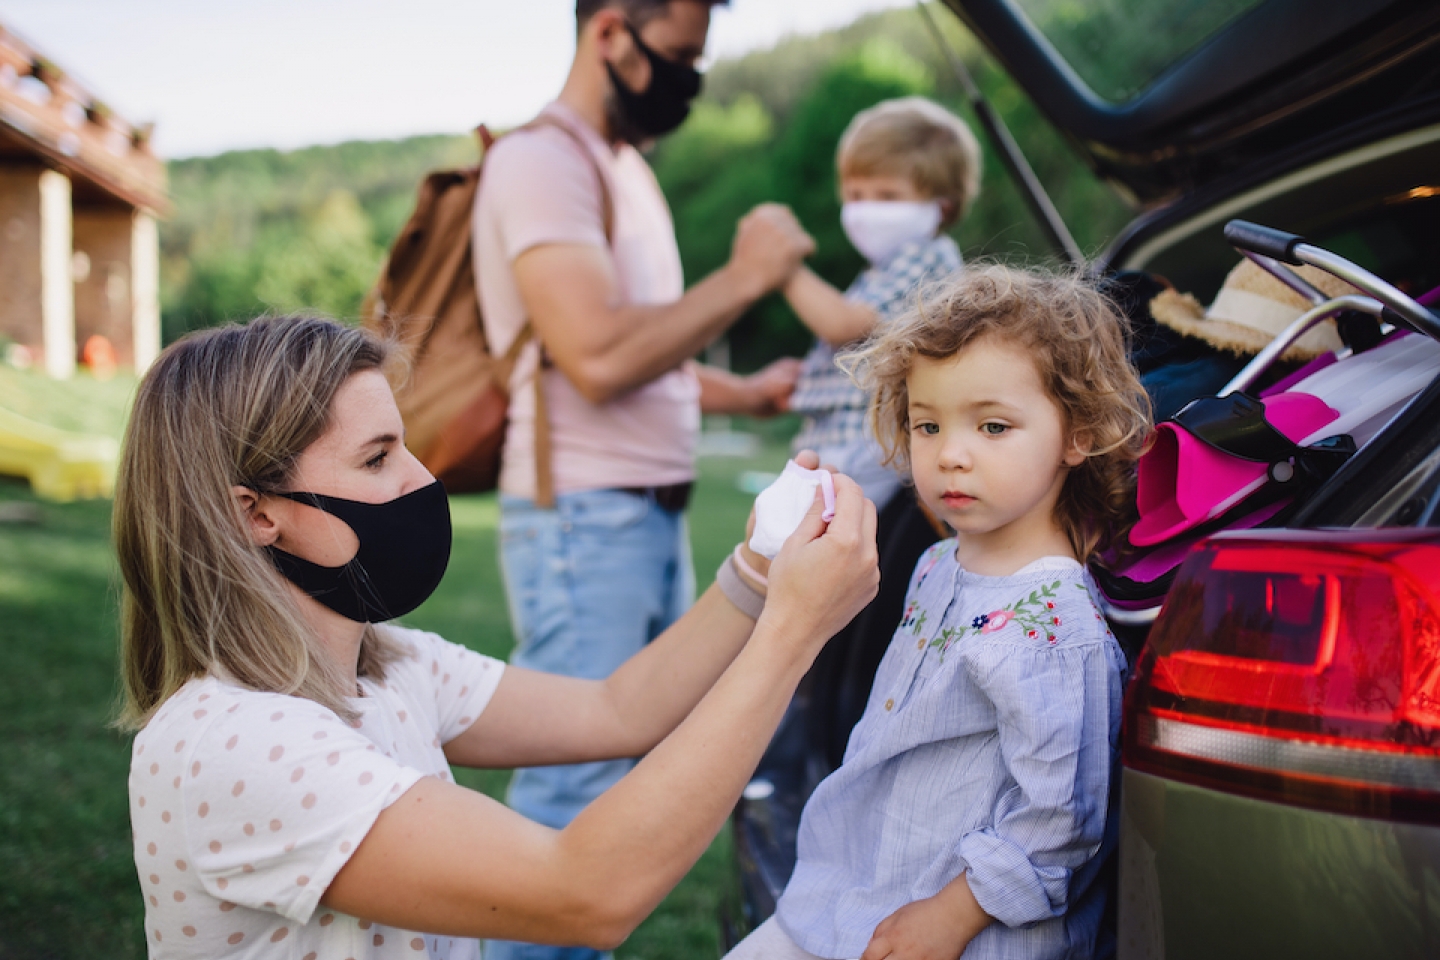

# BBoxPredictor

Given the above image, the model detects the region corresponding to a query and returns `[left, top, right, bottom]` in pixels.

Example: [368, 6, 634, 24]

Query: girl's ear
[1063, 432, 1091, 468]
[231, 486, 280, 547]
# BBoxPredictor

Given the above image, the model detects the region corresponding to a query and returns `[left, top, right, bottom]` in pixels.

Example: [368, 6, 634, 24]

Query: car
[722, 1, 1440, 957]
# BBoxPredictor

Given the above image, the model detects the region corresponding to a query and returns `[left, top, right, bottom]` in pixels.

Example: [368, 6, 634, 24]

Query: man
[473, 3, 813, 957]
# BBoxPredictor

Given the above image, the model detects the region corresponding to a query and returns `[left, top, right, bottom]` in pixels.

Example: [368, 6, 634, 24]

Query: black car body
[724, 2, 1440, 956]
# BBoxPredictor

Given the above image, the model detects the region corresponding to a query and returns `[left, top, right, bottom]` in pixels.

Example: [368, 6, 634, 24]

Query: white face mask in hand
[749, 460, 838, 559]
[841, 200, 943, 266]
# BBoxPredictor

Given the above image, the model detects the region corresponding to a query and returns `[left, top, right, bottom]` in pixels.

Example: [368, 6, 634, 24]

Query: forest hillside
[160, 3, 1135, 366]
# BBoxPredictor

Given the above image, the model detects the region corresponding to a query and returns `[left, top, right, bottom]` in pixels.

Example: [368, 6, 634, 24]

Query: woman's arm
[783, 266, 879, 348]
[445, 456, 807, 771]
[442, 583, 759, 769]
[323, 478, 879, 946]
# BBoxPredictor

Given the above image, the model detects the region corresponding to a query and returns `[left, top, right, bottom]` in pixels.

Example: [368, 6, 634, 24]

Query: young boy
[775, 98, 983, 782]
[785, 95, 981, 509]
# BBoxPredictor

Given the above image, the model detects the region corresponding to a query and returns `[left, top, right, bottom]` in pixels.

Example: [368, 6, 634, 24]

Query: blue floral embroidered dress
[775, 543, 1127, 960]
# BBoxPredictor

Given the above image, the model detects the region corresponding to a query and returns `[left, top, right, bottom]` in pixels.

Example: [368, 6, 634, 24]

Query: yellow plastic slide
[0, 405, 118, 501]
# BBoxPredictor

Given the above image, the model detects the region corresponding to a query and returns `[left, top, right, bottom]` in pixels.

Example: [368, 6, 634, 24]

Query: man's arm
[513, 203, 813, 405]
[696, 358, 802, 417]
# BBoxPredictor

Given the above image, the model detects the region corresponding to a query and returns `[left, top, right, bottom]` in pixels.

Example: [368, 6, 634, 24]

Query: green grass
[0, 365, 137, 437]
[0, 435, 790, 959]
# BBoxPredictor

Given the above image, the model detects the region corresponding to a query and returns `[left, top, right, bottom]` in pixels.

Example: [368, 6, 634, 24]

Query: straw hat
[1149, 259, 1363, 361]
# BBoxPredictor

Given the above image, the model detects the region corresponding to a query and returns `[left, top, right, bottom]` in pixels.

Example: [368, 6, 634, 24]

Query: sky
[0, 0, 914, 159]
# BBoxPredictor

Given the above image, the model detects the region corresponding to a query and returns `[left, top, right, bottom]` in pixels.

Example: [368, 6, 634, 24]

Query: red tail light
[1124, 528, 1440, 823]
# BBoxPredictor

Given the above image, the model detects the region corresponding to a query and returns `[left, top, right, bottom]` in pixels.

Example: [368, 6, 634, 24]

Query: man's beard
[603, 86, 652, 148]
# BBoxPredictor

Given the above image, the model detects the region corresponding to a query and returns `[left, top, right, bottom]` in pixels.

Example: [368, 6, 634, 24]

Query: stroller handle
[1225, 219, 1440, 342]
[1224, 220, 1304, 263]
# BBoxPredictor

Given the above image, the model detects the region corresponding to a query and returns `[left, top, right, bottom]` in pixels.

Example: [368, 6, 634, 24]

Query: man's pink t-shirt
[473, 101, 699, 499]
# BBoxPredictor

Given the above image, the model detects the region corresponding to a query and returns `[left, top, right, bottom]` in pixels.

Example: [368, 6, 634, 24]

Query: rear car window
[1013, 0, 1264, 102]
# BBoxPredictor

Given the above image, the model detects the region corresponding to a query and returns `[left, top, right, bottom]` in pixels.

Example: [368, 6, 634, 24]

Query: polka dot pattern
[128, 626, 502, 958]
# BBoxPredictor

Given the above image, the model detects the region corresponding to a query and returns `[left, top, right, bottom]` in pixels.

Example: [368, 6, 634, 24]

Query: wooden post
[132, 211, 159, 372]
[38, 169, 75, 379]
[0, 164, 75, 378]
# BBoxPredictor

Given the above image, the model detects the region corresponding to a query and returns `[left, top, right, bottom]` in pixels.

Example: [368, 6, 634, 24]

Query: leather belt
[618, 481, 694, 512]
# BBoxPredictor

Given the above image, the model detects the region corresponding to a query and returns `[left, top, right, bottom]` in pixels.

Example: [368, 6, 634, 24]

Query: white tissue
[748, 460, 837, 559]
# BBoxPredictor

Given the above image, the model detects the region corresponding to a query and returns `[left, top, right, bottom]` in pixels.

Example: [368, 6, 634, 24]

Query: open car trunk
[941, 0, 1440, 207]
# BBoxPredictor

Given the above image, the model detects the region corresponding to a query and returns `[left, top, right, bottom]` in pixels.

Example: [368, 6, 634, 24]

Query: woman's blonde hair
[837, 96, 983, 227]
[114, 315, 408, 731]
[844, 264, 1152, 563]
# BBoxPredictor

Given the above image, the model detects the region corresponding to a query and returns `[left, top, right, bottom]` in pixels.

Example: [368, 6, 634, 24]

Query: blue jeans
[485, 488, 694, 960]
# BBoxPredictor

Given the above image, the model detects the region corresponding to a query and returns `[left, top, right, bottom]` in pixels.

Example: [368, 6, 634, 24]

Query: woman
[116, 315, 877, 957]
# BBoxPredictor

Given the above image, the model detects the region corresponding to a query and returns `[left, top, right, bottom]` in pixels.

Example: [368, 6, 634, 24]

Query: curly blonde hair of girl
[842, 263, 1153, 564]
[113, 316, 409, 731]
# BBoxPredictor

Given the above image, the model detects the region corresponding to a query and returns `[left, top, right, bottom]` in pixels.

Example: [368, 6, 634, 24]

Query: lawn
[0, 423, 791, 958]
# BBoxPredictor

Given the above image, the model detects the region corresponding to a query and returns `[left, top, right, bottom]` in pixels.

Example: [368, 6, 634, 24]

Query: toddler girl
[728, 265, 1151, 960]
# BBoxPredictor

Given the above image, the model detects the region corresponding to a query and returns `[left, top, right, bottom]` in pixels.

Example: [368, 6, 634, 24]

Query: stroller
[1093, 219, 1440, 652]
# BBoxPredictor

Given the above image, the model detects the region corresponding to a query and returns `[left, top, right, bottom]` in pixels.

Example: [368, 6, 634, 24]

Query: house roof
[0, 23, 168, 215]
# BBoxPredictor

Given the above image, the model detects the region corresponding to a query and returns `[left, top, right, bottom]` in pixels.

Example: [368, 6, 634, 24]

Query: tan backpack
[362, 119, 611, 506]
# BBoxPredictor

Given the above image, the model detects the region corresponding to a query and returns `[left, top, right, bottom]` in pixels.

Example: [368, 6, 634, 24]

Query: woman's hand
[761, 469, 878, 656]
[734, 449, 828, 591]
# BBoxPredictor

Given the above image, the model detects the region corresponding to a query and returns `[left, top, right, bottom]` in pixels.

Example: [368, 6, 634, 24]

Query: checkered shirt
[790, 235, 962, 454]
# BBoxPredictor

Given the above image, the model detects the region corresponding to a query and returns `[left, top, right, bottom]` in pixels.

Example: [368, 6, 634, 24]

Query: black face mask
[604, 22, 702, 140]
[265, 480, 452, 624]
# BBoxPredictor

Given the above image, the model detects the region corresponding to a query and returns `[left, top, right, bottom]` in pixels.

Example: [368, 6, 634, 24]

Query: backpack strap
[496, 113, 616, 508]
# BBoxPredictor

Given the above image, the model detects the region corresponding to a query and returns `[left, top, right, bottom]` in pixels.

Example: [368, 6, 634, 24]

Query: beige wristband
[715, 550, 766, 620]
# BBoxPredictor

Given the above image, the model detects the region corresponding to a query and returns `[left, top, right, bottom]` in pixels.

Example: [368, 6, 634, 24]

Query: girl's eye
[365, 450, 389, 469]
[913, 422, 939, 436]
[981, 423, 1009, 436]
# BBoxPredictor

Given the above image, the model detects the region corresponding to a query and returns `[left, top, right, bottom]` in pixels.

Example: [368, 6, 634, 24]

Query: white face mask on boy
[841, 200, 944, 266]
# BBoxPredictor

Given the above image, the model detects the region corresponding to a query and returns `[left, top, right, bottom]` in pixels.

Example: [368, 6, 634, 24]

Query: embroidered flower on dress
[928, 578, 1095, 661]
[980, 610, 1013, 633]
[929, 626, 960, 657]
